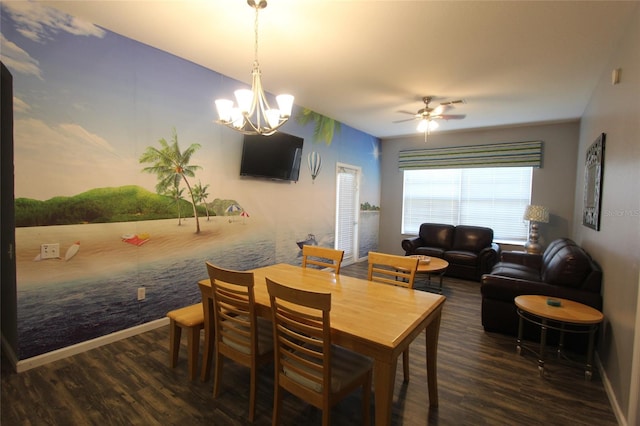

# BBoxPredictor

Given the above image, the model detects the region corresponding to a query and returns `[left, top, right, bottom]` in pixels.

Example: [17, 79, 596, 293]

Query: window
[402, 167, 532, 241]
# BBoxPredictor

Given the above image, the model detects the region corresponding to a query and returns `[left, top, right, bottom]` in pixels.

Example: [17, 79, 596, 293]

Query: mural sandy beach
[16, 217, 260, 288]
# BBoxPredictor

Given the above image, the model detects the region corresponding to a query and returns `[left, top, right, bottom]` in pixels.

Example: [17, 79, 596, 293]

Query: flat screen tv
[239, 132, 304, 182]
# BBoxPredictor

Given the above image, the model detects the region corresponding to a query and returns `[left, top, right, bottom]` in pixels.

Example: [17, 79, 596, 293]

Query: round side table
[409, 255, 449, 293]
[514, 295, 604, 380]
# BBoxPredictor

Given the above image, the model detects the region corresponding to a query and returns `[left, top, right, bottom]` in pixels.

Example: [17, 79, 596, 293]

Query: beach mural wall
[1, 2, 380, 360]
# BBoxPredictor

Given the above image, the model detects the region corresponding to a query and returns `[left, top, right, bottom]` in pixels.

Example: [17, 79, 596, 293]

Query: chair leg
[213, 351, 223, 398]
[169, 320, 181, 368]
[201, 324, 213, 382]
[186, 325, 200, 381]
[322, 398, 331, 426]
[272, 381, 282, 426]
[402, 348, 410, 382]
[248, 363, 257, 421]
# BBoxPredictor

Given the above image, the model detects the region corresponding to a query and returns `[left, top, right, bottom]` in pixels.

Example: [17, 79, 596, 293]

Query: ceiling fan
[394, 96, 466, 140]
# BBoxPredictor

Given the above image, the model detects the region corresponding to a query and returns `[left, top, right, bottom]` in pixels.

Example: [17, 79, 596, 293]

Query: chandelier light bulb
[234, 89, 254, 113]
[215, 99, 233, 122]
[276, 94, 294, 117]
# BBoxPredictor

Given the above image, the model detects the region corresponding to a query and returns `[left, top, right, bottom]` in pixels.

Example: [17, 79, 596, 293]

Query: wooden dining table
[199, 263, 446, 426]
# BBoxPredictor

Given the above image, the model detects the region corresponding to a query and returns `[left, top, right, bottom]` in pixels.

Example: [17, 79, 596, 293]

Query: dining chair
[367, 251, 419, 289]
[166, 303, 204, 381]
[301, 245, 345, 274]
[266, 277, 372, 426]
[197, 281, 214, 382]
[205, 262, 273, 422]
[367, 251, 419, 382]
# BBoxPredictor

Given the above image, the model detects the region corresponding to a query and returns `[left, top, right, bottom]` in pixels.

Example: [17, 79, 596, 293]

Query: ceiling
[42, 0, 637, 139]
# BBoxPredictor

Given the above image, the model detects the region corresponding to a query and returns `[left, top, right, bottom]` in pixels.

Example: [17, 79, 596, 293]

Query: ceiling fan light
[429, 120, 439, 131]
[417, 119, 429, 133]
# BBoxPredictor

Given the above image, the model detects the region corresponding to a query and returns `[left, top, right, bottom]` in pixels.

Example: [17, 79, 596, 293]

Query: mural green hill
[14, 185, 214, 227]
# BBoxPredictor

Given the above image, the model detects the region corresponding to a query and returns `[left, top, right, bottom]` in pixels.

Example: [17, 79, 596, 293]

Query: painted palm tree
[296, 108, 341, 145]
[192, 180, 211, 221]
[140, 128, 202, 233]
[165, 181, 185, 226]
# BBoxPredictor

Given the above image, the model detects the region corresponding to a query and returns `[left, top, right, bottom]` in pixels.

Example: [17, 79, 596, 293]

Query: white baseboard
[597, 352, 627, 426]
[10, 318, 168, 373]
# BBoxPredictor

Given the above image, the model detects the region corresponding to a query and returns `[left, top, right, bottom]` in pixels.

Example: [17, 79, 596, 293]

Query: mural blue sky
[1, 1, 380, 208]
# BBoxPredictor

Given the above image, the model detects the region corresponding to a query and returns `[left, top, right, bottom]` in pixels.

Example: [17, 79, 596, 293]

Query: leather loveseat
[480, 238, 602, 351]
[401, 223, 501, 281]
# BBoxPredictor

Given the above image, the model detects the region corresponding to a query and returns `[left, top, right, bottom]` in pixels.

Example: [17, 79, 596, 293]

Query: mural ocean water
[17, 212, 378, 358]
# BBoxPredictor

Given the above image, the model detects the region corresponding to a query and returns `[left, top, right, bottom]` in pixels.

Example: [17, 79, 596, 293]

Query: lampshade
[417, 119, 439, 133]
[523, 205, 549, 223]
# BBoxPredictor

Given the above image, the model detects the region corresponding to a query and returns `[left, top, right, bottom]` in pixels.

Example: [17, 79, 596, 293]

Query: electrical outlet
[40, 243, 60, 259]
[137, 287, 146, 301]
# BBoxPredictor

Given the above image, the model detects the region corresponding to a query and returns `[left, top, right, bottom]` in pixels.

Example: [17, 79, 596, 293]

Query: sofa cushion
[444, 250, 478, 267]
[414, 247, 446, 257]
[418, 223, 454, 250]
[452, 226, 494, 252]
[488, 263, 541, 281]
[542, 238, 575, 265]
[542, 244, 592, 288]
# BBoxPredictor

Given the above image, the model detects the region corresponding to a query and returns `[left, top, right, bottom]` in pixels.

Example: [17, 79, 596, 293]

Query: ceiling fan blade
[439, 114, 466, 120]
[393, 117, 418, 123]
[396, 110, 418, 116]
[440, 99, 466, 106]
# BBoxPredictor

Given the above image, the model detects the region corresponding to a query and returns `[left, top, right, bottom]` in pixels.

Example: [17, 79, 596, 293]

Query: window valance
[398, 141, 543, 170]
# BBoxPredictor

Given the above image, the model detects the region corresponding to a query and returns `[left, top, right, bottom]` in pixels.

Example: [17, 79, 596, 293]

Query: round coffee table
[409, 255, 449, 293]
[514, 295, 604, 380]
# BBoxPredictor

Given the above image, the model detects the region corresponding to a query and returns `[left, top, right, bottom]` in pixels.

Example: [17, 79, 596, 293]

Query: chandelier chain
[253, 4, 259, 66]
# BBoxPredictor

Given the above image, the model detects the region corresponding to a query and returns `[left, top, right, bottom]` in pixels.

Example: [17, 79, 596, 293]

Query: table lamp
[523, 205, 549, 254]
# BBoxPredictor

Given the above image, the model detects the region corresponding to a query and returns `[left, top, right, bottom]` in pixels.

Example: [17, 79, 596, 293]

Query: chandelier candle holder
[523, 204, 549, 254]
[215, 0, 294, 136]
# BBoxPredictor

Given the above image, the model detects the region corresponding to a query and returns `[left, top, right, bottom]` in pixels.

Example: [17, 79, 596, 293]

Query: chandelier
[215, 0, 294, 136]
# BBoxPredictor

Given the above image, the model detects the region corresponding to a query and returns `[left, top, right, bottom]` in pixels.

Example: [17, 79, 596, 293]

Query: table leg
[516, 312, 523, 355]
[558, 323, 566, 359]
[425, 311, 442, 407]
[585, 325, 597, 381]
[373, 359, 396, 426]
[539, 319, 547, 377]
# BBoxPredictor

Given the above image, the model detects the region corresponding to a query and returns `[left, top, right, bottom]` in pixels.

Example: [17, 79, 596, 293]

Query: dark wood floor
[1, 262, 617, 425]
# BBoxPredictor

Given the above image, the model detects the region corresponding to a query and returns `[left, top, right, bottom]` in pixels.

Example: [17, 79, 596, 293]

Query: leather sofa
[401, 223, 501, 281]
[480, 238, 602, 352]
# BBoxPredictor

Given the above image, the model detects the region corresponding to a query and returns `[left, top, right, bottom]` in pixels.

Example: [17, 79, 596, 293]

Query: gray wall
[573, 5, 639, 424]
[378, 121, 580, 255]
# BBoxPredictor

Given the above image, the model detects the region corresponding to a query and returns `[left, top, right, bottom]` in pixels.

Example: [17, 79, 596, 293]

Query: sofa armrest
[401, 236, 424, 255]
[478, 243, 502, 275]
[500, 251, 542, 269]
